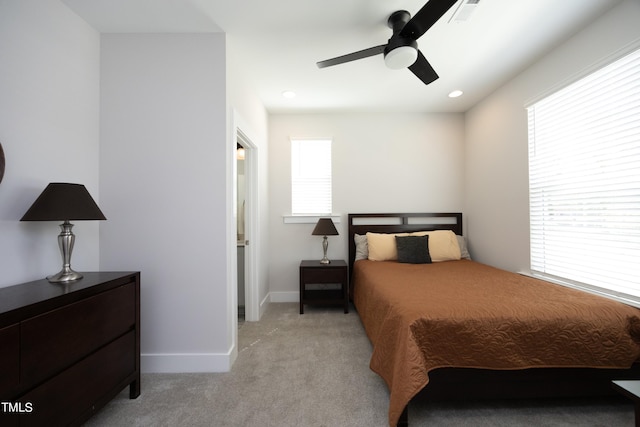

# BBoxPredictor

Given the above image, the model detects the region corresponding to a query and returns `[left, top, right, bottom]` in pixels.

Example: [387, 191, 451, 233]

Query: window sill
[518, 270, 640, 309]
[283, 214, 341, 224]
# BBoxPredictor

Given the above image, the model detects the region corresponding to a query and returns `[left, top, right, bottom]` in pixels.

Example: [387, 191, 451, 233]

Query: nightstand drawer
[302, 268, 345, 284]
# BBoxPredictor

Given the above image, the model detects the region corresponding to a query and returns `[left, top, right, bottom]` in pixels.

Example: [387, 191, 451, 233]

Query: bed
[348, 213, 640, 427]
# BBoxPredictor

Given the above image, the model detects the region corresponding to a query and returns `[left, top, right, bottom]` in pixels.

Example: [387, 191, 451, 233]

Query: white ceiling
[62, 0, 622, 113]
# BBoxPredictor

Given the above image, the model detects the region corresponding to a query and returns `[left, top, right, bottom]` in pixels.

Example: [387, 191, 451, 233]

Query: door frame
[230, 111, 260, 323]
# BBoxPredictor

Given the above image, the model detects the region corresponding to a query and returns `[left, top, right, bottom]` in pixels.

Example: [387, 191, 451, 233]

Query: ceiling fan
[316, 0, 459, 85]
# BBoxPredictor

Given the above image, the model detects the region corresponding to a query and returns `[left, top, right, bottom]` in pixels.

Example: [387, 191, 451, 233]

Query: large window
[527, 47, 640, 302]
[291, 139, 332, 215]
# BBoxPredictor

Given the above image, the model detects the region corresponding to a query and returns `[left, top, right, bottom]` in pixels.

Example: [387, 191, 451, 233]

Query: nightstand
[299, 260, 349, 314]
[612, 380, 640, 426]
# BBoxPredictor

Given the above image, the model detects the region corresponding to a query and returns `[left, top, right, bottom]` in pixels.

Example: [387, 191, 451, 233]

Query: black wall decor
[0, 142, 5, 184]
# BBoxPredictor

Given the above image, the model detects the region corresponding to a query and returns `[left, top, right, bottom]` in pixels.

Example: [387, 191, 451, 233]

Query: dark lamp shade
[312, 218, 338, 236]
[20, 183, 106, 221]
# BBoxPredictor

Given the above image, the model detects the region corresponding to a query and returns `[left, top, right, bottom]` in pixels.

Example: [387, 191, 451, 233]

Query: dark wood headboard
[347, 212, 463, 276]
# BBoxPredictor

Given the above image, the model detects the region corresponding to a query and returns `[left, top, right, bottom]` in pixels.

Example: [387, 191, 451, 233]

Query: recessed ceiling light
[448, 90, 463, 98]
[282, 91, 296, 99]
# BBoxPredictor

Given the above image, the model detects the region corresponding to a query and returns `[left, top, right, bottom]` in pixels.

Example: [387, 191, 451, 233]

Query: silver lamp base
[47, 268, 83, 283]
[319, 235, 331, 264]
[47, 220, 83, 283]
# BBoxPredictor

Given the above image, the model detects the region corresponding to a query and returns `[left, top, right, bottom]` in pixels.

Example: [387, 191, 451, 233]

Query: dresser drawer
[0, 324, 19, 398]
[19, 330, 136, 427]
[21, 283, 136, 385]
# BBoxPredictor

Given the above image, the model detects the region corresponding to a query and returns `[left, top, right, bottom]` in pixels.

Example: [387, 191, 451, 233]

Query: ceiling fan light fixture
[317, 1, 459, 85]
[384, 46, 418, 70]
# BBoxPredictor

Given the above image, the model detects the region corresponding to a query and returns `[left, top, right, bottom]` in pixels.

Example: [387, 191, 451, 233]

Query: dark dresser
[0, 272, 140, 426]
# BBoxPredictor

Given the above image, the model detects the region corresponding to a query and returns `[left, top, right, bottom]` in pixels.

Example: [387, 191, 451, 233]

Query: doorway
[236, 141, 246, 324]
[234, 126, 258, 324]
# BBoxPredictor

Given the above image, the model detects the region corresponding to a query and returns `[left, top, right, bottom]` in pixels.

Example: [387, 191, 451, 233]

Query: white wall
[0, 2, 269, 373]
[226, 37, 270, 359]
[464, 0, 640, 272]
[0, 0, 101, 288]
[268, 113, 464, 300]
[99, 33, 230, 372]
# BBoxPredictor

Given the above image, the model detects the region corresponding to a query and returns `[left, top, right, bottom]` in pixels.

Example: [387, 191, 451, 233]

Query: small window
[291, 139, 332, 215]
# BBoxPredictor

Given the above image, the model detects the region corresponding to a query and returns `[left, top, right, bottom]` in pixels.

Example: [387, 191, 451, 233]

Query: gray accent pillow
[354, 234, 368, 261]
[456, 235, 471, 259]
[395, 235, 432, 264]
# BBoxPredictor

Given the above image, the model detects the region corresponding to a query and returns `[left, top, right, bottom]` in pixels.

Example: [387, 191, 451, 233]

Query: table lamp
[21, 183, 106, 283]
[312, 218, 338, 264]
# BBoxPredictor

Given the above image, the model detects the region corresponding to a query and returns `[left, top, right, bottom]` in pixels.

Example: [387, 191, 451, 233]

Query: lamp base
[320, 235, 331, 264]
[47, 220, 83, 283]
[47, 268, 83, 283]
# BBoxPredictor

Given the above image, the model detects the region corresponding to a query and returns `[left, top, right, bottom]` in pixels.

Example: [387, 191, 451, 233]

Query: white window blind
[291, 139, 332, 215]
[527, 47, 640, 300]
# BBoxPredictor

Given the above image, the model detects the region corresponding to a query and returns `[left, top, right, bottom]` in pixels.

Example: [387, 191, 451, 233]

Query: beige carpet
[84, 303, 634, 426]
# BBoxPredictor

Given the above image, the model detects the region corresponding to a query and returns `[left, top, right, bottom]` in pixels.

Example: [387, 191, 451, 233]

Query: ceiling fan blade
[316, 45, 386, 69]
[400, 0, 458, 40]
[409, 50, 439, 85]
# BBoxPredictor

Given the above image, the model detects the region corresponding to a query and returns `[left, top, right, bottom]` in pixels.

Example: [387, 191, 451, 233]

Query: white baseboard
[269, 291, 299, 303]
[141, 351, 234, 373]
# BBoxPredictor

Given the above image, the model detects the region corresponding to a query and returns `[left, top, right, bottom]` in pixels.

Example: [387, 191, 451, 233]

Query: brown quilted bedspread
[353, 259, 640, 427]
